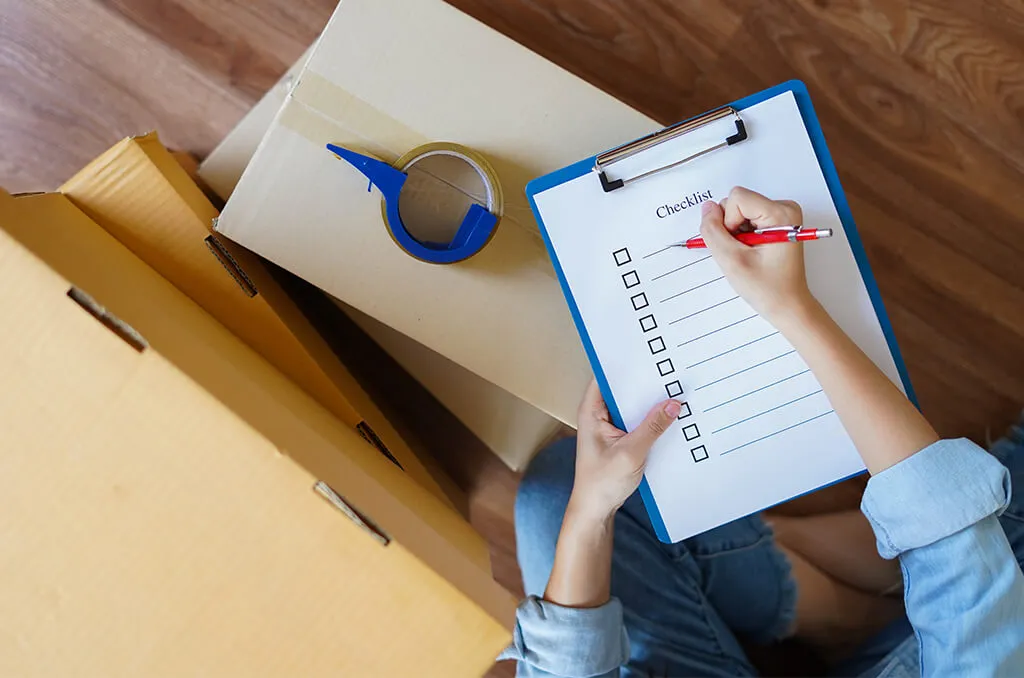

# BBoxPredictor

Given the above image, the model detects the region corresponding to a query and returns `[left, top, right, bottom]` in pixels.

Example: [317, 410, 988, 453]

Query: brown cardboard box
[59, 132, 458, 510]
[198, 56, 565, 470]
[0, 189, 514, 676]
[215, 0, 659, 426]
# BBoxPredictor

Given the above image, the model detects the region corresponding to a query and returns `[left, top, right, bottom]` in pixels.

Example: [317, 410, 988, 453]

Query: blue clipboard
[525, 79, 917, 543]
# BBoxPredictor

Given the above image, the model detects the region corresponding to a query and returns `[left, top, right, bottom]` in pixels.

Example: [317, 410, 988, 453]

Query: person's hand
[569, 379, 681, 521]
[699, 186, 814, 325]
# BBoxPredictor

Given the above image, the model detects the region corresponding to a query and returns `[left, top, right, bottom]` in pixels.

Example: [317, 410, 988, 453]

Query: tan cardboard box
[215, 0, 658, 426]
[60, 132, 458, 508]
[198, 48, 564, 471]
[344, 304, 566, 470]
[0, 189, 514, 676]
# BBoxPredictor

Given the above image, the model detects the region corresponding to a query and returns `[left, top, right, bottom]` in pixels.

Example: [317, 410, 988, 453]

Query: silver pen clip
[752, 225, 801, 234]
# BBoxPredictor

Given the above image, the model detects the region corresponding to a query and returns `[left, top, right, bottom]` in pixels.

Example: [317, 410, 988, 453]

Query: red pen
[682, 226, 833, 249]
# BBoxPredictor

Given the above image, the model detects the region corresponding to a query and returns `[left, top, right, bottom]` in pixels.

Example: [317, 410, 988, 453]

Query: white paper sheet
[532, 91, 906, 542]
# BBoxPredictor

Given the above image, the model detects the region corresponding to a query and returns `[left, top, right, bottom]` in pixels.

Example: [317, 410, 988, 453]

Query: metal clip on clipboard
[595, 107, 748, 192]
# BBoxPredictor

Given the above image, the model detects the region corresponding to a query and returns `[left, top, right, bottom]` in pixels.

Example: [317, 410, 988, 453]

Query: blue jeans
[515, 421, 1024, 677]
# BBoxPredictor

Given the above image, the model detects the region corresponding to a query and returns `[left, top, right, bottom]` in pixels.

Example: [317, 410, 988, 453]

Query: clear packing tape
[283, 73, 536, 264]
[326, 141, 503, 264]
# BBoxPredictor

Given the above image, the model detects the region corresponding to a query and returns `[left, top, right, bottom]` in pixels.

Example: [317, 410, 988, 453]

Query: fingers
[619, 399, 681, 457]
[577, 378, 609, 430]
[777, 199, 803, 226]
[723, 186, 802, 229]
[699, 200, 744, 257]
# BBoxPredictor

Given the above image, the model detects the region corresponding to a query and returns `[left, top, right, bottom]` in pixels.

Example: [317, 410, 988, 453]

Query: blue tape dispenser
[326, 142, 503, 264]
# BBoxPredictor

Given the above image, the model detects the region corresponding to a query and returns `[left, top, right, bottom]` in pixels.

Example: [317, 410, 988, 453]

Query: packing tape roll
[327, 140, 503, 264]
[384, 142, 504, 264]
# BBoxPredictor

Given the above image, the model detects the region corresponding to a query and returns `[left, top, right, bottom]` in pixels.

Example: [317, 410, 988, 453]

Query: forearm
[775, 297, 938, 475]
[544, 497, 614, 608]
[505, 498, 626, 678]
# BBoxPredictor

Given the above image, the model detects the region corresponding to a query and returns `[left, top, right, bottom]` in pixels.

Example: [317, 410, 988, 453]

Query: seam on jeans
[1001, 510, 1024, 524]
[875, 654, 908, 678]
[675, 547, 781, 669]
[764, 524, 798, 644]
[613, 511, 737, 670]
[686, 518, 772, 558]
[651, 557, 756, 675]
[689, 584, 758, 675]
[690, 534, 774, 561]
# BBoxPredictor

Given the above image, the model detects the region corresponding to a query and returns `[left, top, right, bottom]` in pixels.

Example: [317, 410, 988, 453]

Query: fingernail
[700, 201, 714, 216]
[664, 400, 682, 418]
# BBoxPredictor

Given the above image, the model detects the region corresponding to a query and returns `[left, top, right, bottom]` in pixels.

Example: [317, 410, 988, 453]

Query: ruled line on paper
[695, 351, 797, 391]
[678, 314, 759, 347]
[643, 244, 675, 259]
[712, 389, 824, 434]
[661, 276, 726, 304]
[719, 410, 835, 456]
[668, 296, 741, 325]
[651, 255, 713, 282]
[703, 369, 812, 412]
[686, 331, 781, 369]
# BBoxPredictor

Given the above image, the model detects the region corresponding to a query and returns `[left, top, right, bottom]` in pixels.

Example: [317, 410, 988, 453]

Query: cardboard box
[199, 48, 563, 470]
[0, 189, 514, 676]
[215, 0, 659, 426]
[60, 132, 456, 506]
[343, 305, 566, 470]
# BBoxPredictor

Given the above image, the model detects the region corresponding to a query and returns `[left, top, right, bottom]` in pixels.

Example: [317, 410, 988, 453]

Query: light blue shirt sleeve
[861, 438, 1024, 676]
[498, 595, 627, 678]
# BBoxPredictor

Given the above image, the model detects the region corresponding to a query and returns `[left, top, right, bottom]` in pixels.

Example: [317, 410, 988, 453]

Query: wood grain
[3, 1, 1024, 674]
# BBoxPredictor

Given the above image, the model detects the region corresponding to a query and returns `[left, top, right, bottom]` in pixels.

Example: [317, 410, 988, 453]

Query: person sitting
[501, 188, 1024, 677]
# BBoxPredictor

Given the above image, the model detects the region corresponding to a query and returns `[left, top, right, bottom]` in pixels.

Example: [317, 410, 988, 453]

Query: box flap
[0, 219, 511, 675]
[215, 0, 659, 425]
[0, 193, 515, 632]
[59, 133, 457, 514]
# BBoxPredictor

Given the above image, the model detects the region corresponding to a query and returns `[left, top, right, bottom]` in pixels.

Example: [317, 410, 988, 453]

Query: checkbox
[639, 314, 657, 332]
[683, 423, 700, 441]
[648, 336, 666, 354]
[676, 402, 692, 419]
[622, 270, 640, 288]
[691, 445, 709, 462]
[656, 358, 674, 376]
[631, 293, 649, 311]
[613, 248, 632, 266]
[665, 380, 683, 398]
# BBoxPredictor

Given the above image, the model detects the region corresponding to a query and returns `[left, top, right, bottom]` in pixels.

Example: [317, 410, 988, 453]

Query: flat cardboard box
[199, 47, 563, 470]
[216, 0, 658, 426]
[0, 189, 514, 676]
[60, 132, 454, 504]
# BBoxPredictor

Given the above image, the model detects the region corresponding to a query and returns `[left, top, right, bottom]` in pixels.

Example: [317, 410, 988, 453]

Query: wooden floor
[4, 0, 1024, 674]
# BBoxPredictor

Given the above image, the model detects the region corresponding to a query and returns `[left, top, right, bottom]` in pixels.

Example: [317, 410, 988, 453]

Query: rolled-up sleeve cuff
[861, 438, 1011, 560]
[497, 596, 629, 677]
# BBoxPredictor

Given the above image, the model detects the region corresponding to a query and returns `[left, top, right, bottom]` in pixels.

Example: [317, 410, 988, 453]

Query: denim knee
[516, 437, 577, 518]
[515, 437, 577, 596]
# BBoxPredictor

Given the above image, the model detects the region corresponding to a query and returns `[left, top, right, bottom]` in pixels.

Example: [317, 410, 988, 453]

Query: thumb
[620, 400, 681, 457]
[699, 200, 743, 256]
